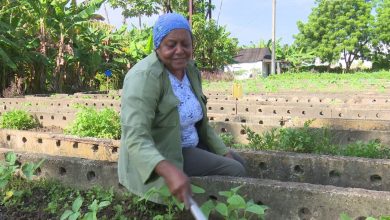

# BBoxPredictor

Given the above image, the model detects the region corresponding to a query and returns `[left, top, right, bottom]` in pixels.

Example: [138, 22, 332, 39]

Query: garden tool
[188, 196, 207, 220]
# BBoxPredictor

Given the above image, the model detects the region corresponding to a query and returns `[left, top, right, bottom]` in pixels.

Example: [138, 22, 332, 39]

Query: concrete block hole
[87, 171, 96, 181]
[22, 137, 27, 143]
[73, 142, 78, 149]
[59, 167, 66, 176]
[298, 207, 312, 220]
[37, 138, 43, 144]
[258, 162, 267, 170]
[6, 135, 11, 141]
[370, 174, 382, 185]
[92, 144, 99, 152]
[293, 165, 304, 174]
[56, 140, 61, 147]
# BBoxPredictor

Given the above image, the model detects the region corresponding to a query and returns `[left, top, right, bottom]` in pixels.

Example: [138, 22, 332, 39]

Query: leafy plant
[65, 106, 121, 139]
[219, 132, 235, 147]
[141, 184, 205, 220]
[60, 196, 83, 220]
[242, 120, 390, 159]
[0, 152, 44, 204]
[201, 185, 268, 220]
[83, 199, 111, 220]
[0, 110, 40, 130]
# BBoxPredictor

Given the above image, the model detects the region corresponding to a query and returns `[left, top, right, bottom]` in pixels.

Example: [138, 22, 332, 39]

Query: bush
[65, 107, 120, 139]
[0, 110, 40, 130]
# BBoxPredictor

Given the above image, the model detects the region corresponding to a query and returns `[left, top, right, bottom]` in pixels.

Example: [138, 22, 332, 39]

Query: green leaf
[200, 200, 215, 218]
[72, 196, 83, 212]
[227, 194, 246, 209]
[98, 201, 111, 209]
[339, 213, 353, 220]
[191, 184, 206, 194]
[69, 212, 81, 220]
[5, 152, 17, 165]
[245, 204, 267, 215]
[215, 202, 228, 217]
[60, 210, 73, 220]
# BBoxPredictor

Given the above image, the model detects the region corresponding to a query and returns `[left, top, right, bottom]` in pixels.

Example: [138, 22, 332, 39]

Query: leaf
[3, 190, 14, 201]
[200, 200, 215, 218]
[227, 194, 246, 209]
[191, 184, 206, 194]
[339, 213, 353, 220]
[215, 202, 228, 217]
[5, 152, 17, 165]
[69, 212, 81, 220]
[72, 196, 83, 212]
[245, 204, 267, 215]
[60, 210, 73, 220]
[98, 200, 111, 209]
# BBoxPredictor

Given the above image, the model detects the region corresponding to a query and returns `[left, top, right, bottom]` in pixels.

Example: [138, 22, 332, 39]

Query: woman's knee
[227, 159, 247, 177]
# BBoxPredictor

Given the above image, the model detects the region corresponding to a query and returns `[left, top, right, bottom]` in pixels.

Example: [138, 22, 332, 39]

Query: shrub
[65, 107, 120, 139]
[0, 110, 40, 130]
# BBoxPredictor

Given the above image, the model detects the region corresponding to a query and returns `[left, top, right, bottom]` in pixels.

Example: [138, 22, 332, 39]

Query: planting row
[1, 149, 389, 220]
[1, 128, 389, 192]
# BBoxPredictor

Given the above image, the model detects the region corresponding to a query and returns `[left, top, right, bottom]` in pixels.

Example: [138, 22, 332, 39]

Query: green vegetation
[340, 213, 390, 220]
[200, 185, 267, 220]
[239, 121, 390, 159]
[203, 71, 390, 93]
[65, 106, 121, 139]
[0, 110, 40, 130]
[295, 0, 373, 71]
[1, 152, 268, 219]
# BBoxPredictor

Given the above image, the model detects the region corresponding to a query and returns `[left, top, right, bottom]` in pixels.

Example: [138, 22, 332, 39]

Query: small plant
[83, 199, 111, 220]
[242, 121, 390, 159]
[0, 110, 40, 130]
[65, 106, 121, 139]
[201, 185, 268, 219]
[219, 132, 235, 147]
[0, 152, 44, 204]
[60, 196, 83, 220]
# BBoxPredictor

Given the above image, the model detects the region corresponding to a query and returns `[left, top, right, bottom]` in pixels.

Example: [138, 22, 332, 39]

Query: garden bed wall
[1, 129, 389, 192]
[1, 148, 389, 220]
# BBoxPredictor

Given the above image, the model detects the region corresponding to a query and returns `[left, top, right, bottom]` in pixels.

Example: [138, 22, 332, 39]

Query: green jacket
[118, 52, 229, 203]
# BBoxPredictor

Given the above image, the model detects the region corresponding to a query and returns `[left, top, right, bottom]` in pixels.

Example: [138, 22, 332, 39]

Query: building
[224, 48, 273, 77]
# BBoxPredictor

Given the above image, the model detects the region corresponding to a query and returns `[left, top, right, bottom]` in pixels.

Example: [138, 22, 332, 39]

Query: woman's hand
[155, 160, 192, 208]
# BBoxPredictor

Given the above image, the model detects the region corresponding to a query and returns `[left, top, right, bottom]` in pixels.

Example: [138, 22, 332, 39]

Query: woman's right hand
[155, 160, 192, 208]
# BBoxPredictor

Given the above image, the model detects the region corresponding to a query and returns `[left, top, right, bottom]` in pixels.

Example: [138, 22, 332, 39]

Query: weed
[0, 110, 40, 130]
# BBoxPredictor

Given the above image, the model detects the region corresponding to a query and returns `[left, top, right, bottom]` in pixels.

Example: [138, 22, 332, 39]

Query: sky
[96, 0, 316, 46]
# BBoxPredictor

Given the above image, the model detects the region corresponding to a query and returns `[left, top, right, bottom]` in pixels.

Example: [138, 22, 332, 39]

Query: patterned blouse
[168, 71, 203, 148]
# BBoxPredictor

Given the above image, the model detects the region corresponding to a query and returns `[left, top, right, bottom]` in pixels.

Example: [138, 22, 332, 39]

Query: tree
[192, 14, 238, 71]
[372, 0, 390, 69]
[294, 0, 374, 71]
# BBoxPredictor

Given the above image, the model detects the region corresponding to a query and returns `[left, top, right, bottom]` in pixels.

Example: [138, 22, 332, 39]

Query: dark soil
[0, 178, 187, 220]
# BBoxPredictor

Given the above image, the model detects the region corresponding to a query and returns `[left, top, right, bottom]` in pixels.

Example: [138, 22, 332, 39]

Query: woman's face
[156, 29, 192, 75]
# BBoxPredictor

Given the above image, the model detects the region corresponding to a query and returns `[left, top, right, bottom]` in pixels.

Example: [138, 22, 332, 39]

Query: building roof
[233, 48, 272, 63]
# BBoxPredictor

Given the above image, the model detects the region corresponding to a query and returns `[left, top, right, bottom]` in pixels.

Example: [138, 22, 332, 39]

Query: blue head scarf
[153, 13, 192, 49]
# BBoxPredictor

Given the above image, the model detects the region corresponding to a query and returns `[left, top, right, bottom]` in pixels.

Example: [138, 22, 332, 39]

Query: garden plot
[1, 91, 390, 219]
[1, 128, 389, 192]
[1, 149, 389, 220]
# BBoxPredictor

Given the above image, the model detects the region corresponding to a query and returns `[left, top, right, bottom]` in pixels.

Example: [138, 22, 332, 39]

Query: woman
[118, 12, 246, 206]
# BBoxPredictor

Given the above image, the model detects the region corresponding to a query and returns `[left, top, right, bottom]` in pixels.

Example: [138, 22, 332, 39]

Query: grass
[202, 71, 390, 94]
